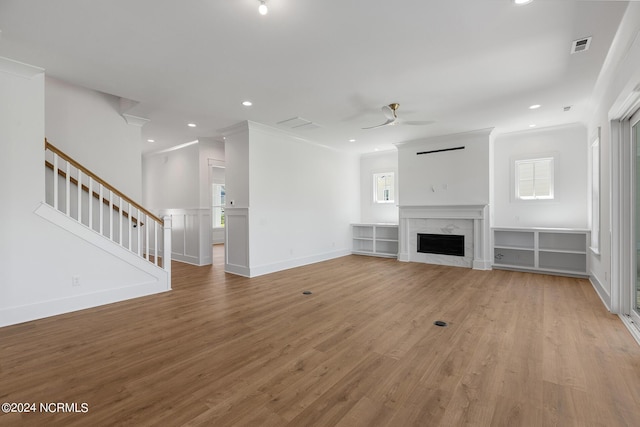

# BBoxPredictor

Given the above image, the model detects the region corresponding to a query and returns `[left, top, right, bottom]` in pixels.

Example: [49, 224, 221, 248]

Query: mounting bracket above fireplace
[416, 146, 465, 155]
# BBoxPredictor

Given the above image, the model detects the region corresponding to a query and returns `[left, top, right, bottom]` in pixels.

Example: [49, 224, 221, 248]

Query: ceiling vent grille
[277, 116, 320, 130]
[571, 37, 592, 54]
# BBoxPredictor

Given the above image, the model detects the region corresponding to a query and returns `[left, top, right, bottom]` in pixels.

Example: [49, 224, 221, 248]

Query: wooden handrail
[45, 160, 144, 225]
[45, 139, 163, 225]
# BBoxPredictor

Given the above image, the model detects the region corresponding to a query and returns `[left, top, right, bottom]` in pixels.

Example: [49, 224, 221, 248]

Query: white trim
[224, 207, 250, 276]
[0, 280, 169, 328]
[619, 315, 640, 346]
[121, 113, 150, 127]
[249, 249, 351, 278]
[398, 204, 491, 270]
[590, 274, 611, 311]
[0, 56, 44, 79]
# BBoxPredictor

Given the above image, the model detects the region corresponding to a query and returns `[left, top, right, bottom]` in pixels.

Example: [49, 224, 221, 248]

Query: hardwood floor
[1, 246, 640, 426]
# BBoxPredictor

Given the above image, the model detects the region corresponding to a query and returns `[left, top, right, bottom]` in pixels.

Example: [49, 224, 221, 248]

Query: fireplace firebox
[417, 233, 465, 257]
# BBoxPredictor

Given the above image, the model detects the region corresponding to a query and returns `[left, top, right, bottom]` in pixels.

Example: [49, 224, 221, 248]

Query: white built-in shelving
[352, 223, 398, 258]
[493, 227, 589, 277]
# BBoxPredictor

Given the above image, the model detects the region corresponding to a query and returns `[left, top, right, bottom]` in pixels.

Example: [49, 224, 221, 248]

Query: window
[515, 158, 554, 200]
[373, 172, 395, 203]
[212, 184, 225, 228]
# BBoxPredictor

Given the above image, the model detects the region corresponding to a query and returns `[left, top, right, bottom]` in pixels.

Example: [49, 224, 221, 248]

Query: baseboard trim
[397, 253, 410, 262]
[247, 249, 351, 278]
[473, 259, 492, 270]
[0, 280, 169, 327]
[225, 263, 251, 277]
[619, 315, 640, 346]
[589, 274, 611, 311]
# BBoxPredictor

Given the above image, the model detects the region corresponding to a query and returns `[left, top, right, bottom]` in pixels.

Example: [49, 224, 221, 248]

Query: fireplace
[417, 233, 465, 257]
[398, 205, 490, 270]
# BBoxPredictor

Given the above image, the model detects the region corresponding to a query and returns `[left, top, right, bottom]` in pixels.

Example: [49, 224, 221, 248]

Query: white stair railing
[44, 139, 171, 273]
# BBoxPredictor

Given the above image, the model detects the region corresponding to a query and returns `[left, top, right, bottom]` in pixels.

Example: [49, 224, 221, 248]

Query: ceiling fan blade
[362, 118, 396, 129]
[402, 120, 435, 126]
[382, 105, 396, 120]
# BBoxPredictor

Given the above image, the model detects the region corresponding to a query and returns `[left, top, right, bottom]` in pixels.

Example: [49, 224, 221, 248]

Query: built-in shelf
[352, 223, 398, 258]
[493, 227, 589, 277]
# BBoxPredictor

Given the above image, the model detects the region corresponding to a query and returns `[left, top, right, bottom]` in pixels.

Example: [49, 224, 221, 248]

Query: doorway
[209, 160, 226, 245]
[632, 114, 640, 326]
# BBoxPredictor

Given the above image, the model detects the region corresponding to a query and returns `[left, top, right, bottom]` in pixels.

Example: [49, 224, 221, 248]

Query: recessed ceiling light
[529, 124, 537, 128]
[242, 101, 253, 107]
[529, 104, 541, 109]
[188, 123, 197, 127]
[374, 148, 380, 152]
[349, 139, 356, 142]
[513, 0, 533, 5]
[258, 0, 268, 15]
[147, 139, 155, 143]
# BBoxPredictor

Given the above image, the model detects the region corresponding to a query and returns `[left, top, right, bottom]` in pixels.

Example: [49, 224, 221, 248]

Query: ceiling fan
[362, 103, 433, 129]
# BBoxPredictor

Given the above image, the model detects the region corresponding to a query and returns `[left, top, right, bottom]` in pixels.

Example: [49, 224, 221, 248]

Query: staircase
[43, 139, 171, 277]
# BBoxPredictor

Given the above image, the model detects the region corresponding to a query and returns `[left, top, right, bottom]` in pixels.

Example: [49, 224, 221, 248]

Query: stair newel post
[118, 194, 123, 246]
[77, 169, 82, 224]
[88, 177, 93, 230]
[128, 202, 133, 252]
[153, 218, 158, 266]
[145, 212, 149, 261]
[163, 215, 171, 273]
[53, 153, 59, 210]
[65, 160, 71, 216]
[109, 190, 114, 240]
[137, 207, 142, 256]
[99, 184, 104, 234]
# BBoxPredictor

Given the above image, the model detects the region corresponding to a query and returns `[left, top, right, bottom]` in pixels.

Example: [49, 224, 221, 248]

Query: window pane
[535, 178, 551, 197]
[516, 157, 553, 200]
[212, 184, 225, 228]
[519, 179, 534, 198]
[374, 172, 394, 203]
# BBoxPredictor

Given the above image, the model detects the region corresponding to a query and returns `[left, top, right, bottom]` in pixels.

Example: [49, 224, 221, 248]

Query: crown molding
[122, 113, 150, 127]
[0, 56, 44, 79]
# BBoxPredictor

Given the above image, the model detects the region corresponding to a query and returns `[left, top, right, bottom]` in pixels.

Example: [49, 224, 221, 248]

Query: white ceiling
[0, 0, 630, 154]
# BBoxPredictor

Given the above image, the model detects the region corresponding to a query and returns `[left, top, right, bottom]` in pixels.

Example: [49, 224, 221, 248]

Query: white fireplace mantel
[398, 204, 492, 270]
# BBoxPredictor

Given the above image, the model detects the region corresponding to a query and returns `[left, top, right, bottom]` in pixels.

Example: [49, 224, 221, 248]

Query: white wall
[198, 137, 225, 209]
[360, 150, 399, 224]
[143, 142, 200, 210]
[45, 77, 143, 201]
[221, 122, 360, 277]
[223, 123, 250, 209]
[396, 129, 492, 206]
[493, 124, 588, 228]
[1, 58, 167, 327]
[142, 139, 224, 265]
[248, 123, 360, 276]
[587, 2, 640, 309]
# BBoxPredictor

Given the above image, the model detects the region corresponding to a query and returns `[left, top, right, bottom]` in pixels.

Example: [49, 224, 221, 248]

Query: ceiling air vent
[571, 37, 592, 54]
[276, 116, 320, 130]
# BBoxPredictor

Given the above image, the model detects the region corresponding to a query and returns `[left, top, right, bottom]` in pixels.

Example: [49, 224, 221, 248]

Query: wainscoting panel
[158, 208, 212, 266]
[225, 208, 250, 276]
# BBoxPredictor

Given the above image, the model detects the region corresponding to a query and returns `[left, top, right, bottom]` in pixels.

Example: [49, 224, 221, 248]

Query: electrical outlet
[72, 275, 80, 287]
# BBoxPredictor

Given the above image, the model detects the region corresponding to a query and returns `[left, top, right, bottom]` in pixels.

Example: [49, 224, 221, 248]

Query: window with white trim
[515, 157, 554, 200]
[373, 172, 395, 203]
[212, 183, 225, 228]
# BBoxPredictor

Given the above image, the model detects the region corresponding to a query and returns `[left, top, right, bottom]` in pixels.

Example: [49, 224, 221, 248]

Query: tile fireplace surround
[398, 205, 491, 270]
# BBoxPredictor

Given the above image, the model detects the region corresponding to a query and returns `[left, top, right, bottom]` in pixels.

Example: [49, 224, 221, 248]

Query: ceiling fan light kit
[258, 0, 268, 15]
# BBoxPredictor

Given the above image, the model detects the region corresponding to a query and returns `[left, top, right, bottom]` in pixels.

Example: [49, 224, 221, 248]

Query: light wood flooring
[1, 246, 640, 426]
